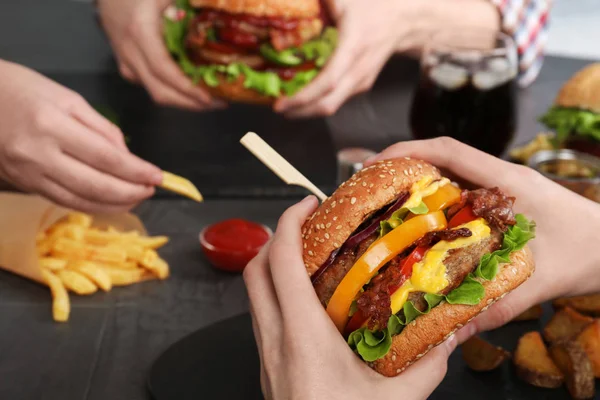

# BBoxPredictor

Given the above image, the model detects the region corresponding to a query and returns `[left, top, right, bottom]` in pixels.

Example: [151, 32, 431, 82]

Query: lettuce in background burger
[163, 0, 337, 104]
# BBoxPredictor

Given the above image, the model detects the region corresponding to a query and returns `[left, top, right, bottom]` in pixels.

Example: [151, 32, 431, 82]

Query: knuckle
[5, 139, 30, 163]
[32, 106, 56, 132]
[320, 103, 337, 117]
[436, 136, 461, 150]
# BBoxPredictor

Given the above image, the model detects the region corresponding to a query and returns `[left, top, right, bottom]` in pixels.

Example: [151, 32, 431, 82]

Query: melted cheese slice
[389, 219, 491, 315]
[403, 177, 450, 210]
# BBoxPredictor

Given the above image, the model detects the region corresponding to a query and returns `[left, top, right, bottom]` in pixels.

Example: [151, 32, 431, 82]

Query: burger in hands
[303, 158, 536, 376]
[164, 0, 337, 104]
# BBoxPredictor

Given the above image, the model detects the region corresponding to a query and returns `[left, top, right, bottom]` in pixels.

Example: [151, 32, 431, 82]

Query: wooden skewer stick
[240, 132, 328, 202]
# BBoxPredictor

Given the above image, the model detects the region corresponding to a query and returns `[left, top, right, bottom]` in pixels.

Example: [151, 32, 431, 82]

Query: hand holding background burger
[98, 0, 225, 110]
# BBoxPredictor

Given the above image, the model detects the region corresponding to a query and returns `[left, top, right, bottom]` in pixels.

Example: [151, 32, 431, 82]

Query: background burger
[540, 63, 600, 157]
[302, 158, 536, 376]
[163, 0, 337, 104]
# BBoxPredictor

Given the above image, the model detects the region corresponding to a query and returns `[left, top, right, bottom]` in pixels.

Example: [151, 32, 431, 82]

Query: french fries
[553, 295, 600, 317]
[514, 331, 564, 389]
[544, 307, 594, 344]
[550, 342, 595, 399]
[36, 212, 171, 322]
[576, 321, 600, 378]
[41, 269, 70, 322]
[512, 304, 543, 322]
[461, 336, 510, 371]
[160, 171, 203, 202]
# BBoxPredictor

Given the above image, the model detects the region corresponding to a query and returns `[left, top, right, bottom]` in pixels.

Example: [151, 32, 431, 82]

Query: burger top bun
[555, 63, 600, 114]
[188, 0, 320, 19]
[302, 158, 442, 276]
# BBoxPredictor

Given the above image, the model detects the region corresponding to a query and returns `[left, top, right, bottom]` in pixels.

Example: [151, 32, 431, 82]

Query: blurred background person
[97, 0, 551, 117]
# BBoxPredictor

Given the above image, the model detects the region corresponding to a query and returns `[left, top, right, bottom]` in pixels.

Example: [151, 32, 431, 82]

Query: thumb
[393, 334, 457, 397]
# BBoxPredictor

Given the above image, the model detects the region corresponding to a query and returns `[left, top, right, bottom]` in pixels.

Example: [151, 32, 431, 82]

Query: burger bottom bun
[370, 245, 535, 377]
[200, 75, 275, 105]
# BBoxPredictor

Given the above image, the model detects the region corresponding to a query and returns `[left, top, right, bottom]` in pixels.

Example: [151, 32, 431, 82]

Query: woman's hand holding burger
[368, 137, 600, 343]
[244, 196, 459, 399]
[97, 0, 225, 110]
[0, 60, 162, 213]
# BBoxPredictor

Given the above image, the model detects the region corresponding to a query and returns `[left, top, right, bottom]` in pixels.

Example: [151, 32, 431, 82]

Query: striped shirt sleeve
[490, 0, 552, 87]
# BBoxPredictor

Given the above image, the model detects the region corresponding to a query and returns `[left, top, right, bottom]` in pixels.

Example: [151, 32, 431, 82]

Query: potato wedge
[550, 342, 595, 399]
[514, 331, 564, 388]
[576, 320, 600, 378]
[160, 171, 203, 202]
[544, 307, 594, 344]
[462, 336, 510, 371]
[512, 305, 543, 322]
[553, 294, 600, 317]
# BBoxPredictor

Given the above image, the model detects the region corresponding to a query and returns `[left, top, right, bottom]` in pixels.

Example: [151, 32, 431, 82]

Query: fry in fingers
[160, 171, 203, 202]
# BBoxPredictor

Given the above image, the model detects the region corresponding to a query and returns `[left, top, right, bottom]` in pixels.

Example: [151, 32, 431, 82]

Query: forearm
[398, 0, 500, 55]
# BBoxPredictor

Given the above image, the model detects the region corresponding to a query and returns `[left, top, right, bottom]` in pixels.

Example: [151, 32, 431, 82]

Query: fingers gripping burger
[164, 0, 337, 104]
[302, 159, 535, 376]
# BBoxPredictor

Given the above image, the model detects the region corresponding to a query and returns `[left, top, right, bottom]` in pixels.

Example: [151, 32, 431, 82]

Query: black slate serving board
[148, 308, 599, 400]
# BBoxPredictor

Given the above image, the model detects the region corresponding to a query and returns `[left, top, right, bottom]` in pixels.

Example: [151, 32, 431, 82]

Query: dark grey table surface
[1, 1, 599, 399]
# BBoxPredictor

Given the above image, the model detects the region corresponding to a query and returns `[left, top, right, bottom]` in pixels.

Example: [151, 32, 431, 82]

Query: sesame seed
[404, 157, 411, 160]
[315, 225, 320, 230]
[403, 170, 408, 176]
[313, 242, 317, 247]
[303, 243, 307, 249]
[325, 209, 330, 214]
[379, 174, 386, 178]
[396, 369, 402, 374]
[333, 216, 338, 221]
[393, 177, 397, 183]
[369, 183, 374, 188]
[331, 201, 336, 208]
[390, 169, 396, 173]
[319, 238, 325, 243]
[326, 223, 331, 228]
[356, 178, 361, 182]
[362, 182, 367, 186]
[308, 250, 314, 256]
[336, 225, 342, 230]
[320, 224, 325, 229]
[339, 199, 344, 204]
[324, 233, 330, 239]
[392, 355, 397, 361]
[334, 242, 340, 247]
[409, 167, 413, 174]
[350, 197, 356, 204]
[316, 212, 320, 216]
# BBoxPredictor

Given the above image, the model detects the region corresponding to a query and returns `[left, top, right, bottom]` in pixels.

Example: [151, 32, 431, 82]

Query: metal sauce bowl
[528, 149, 600, 202]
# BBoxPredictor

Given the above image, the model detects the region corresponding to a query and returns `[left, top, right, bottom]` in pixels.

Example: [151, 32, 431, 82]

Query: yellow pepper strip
[405, 183, 462, 221]
[326, 211, 448, 332]
[160, 171, 203, 202]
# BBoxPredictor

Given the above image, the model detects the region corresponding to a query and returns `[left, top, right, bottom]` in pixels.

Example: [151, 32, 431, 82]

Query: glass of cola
[410, 29, 519, 156]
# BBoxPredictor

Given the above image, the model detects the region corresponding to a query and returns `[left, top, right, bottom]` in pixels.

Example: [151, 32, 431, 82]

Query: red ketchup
[200, 219, 272, 272]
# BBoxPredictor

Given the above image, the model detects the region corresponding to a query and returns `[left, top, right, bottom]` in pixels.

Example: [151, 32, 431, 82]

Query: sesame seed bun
[201, 75, 275, 105]
[188, 0, 320, 19]
[301, 158, 441, 276]
[555, 63, 600, 114]
[371, 245, 535, 376]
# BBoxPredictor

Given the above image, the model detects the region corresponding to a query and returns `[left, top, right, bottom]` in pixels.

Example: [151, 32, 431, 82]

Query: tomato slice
[345, 310, 367, 336]
[218, 27, 259, 50]
[448, 206, 477, 228]
[387, 246, 428, 294]
[204, 41, 241, 55]
[326, 211, 447, 332]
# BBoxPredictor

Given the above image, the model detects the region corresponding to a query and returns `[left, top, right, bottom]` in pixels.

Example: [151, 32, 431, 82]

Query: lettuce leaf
[163, 5, 337, 97]
[349, 214, 536, 362]
[378, 202, 429, 238]
[540, 106, 600, 145]
[475, 214, 536, 280]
